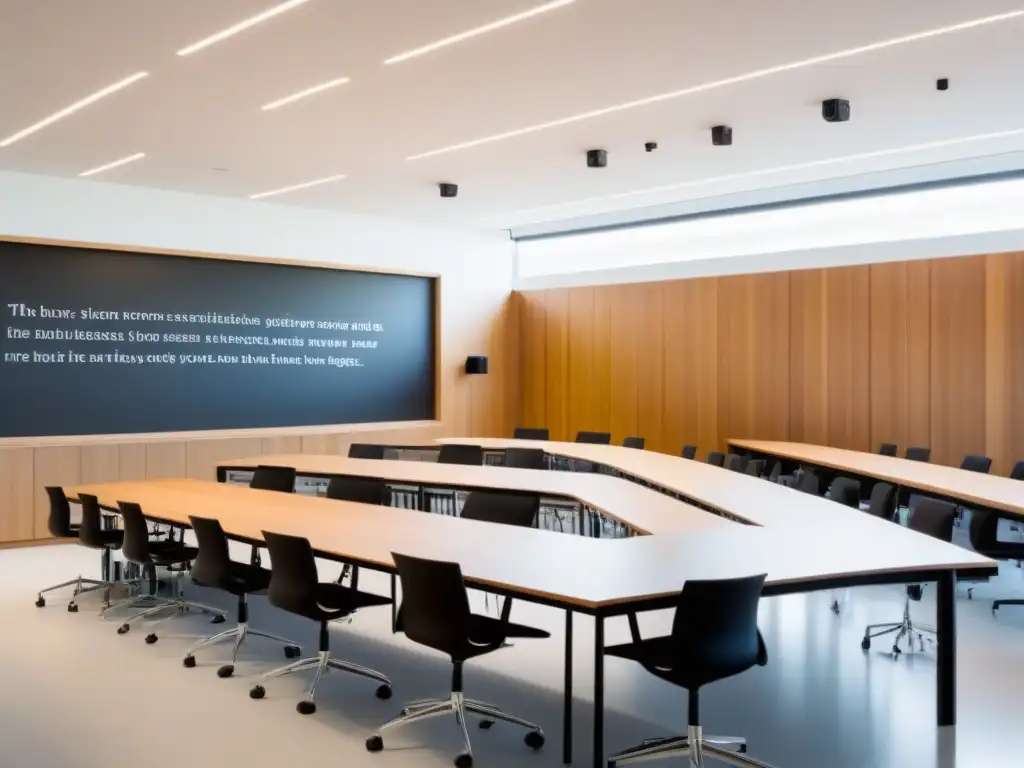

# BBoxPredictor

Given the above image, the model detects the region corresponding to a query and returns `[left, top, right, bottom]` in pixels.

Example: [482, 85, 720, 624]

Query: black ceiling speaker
[711, 125, 733, 146]
[936, 78, 949, 91]
[821, 98, 851, 123]
[439, 182, 458, 198]
[465, 355, 488, 375]
[586, 149, 607, 168]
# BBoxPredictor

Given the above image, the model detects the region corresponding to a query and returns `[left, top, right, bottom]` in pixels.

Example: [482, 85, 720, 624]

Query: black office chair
[768, 463, 781, 483]
[681, 445, 697, 460]
[1011, 460, 1024, 481]
[744, 459, 765, 478]
[605, 574, 772, 768]
[905, 446, 931, 463]
[366, 553, 547, 767]
[182, 516, 301, 676]
[514, 427, 549, 441]
[827, 477, 861, 508]
[35, 488, 123, 611]
[250, 531, 393, 714]
[504, 447, 546, 470]
[78, 493, 138, 611]
[862, 498, 956, 656]
[878, 443, 898, 457]
[575, 431, 611, 445]
[966, 510, 1024, 614]
[706, 452, 725, 467]
[797, 471, 820, 495]
[460, 491, 539, 528]
[623, 436, 645, 450]
[960, 454, 993, 474]
[438, 444, 485, 466]
[349, 443, 386, 460]
[250, 465, 296, 492]
[327, 475, 390, 505]
[114, 501, 225, 643]
[725, 454, 748, 473]
[864, 481, 898, 521]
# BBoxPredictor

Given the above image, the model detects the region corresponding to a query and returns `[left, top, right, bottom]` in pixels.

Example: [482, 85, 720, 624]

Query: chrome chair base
[250, 650, 392, 712]
[370, 691, 544, 763]
[863, 596, 935, 655]
[608, 725, 776, 768]
[182, 621, 301, 675]
[108, 593, 227, 636]
[36, 575, 135, 610]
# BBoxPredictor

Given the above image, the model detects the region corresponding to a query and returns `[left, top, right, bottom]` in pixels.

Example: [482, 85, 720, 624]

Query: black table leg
[937, 571, 957, 726]
[391, 574, 398, 633]
[593, 615, 604, 768]
[564, 609, 574, 764]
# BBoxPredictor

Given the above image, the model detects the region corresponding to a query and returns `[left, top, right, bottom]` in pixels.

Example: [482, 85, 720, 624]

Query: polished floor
[3, 539, 1024, 768]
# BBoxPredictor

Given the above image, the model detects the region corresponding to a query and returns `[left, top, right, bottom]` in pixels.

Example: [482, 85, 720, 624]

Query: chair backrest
[513, 427, 549, 441]
[261, 530, 321, 616]
[878, 443, 898, 457]
[460, 491, 539, 528]
[706, 451, 725, 467]
[348, 443, 385, 460]
[326, 475, 389, 506]
[437, 444, 484, 466]
[865, 481, 897, 520]
[798, 471, 820, 495]
[623, 436, 645, 449]
[575, 431, 611, 445]
[960, 454, 992, 474]
[78, 493, 107, 547]
[908, 498, 956, 542]
[769, 463, 781, 483]
[250, 465, 296, 493]
[681, 445, 697, 460]
[45, 486, 73, 538]
[188, 516, 233, 588]
[392, 552, 472, 655]
[968, 509, 1002, 555]
[725, 453, 748, 473]
[744, 459, 765, 477]
[827, 477, 861, 508]
[1012, 460, 1024, 481]
[670, 574, 768, 682]
[504, 447, 546, 470]
[905, 446, 931, 462]
[117, 501, 152, 564]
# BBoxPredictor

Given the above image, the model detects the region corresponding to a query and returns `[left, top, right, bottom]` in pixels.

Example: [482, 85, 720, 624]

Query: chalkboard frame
[0, 234, 442, 445]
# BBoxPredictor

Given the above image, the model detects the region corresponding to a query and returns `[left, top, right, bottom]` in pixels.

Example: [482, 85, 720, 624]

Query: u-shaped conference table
[67, 438, 995, 768]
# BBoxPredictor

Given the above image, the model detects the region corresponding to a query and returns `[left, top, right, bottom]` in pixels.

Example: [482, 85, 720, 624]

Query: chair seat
[468, 612, 550, 643]
[146, 541, 199, 567]
[607, 632, 766, 689]
[219, 562, 273, 595]
[79, 529, 124, 550]
[980, 543, 1024, 560]
[313, 582, 392, 620]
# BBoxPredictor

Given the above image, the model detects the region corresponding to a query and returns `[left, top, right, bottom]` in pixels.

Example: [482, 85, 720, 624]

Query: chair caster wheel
[35, 597, 45, 608]
[365, 735, 383, 752]
[455, 753, 473, 768]
[117, 624, 130, 635]
[297, 700, 316, 715]
[892, 645, 901, 658]
[217, 664, 234, 678]
[183, 655, 196, 669]
[830, 601, 840, 615]
[145, 633, 158, 645]
[739, 744, 748, 753]
[67, 603, 79, 613]
[375, 684, 392, 700]
[249, 685, 265, 700]
[525, 730, 545, 749]
[284, 645, 301, 658]
[478, 719, 494, 730]
[861, 637, 871, 651]
[210, 613, 227, 624]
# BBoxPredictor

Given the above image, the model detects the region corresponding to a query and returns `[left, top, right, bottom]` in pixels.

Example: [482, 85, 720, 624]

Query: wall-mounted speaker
[465, 355, 489, 375]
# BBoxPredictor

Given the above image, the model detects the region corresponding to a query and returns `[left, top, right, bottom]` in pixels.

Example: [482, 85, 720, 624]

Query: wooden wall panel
[186, 438, 264, 481]
[517, 250, 1024, 471]
[261, 436, 303, 454]
[0, 449, 34, 543]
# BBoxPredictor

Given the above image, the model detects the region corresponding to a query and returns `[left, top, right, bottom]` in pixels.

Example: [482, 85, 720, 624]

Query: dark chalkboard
[0, 239, 436, 437]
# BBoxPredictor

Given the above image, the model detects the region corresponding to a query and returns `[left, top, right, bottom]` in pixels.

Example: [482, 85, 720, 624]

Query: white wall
[0, 170, 515, 435]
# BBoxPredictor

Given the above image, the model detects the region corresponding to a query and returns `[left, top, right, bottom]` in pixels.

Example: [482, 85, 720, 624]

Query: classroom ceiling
[2, 0, 1024, 231]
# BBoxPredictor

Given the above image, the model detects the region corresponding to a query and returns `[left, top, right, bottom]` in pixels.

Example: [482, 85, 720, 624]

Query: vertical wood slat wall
[517, 251, 1024, 475]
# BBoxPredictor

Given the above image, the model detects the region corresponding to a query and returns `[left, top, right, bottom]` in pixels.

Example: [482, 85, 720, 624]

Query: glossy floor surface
[2, 536, 1023, 768]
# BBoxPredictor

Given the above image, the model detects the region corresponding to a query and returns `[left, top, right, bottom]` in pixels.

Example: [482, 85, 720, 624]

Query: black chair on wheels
[623, 436, 645, 449]
[966, 509, 1024, 614]
[725, 454, 748, 473]
[878, 443, 898, 457]
[78, 493, 138, 611]
[681, 445, 697, 460]
[250, 465, 296, 493]
[249, 531, 393, 715]
[961, 454, 993, 474]
[905, 446, 931, 462]
[864, 481, 898, 521]
[605, 574, 774, 768]
[366, 553, 547, 768]
[349, 443, 386, 460]
[35, 488, 124, 611]
[460, 491, 539, 528]
[182, 516, 301, 677]
[862, 498, 956, 656]
[1011, 460, 1024, 481]
[504, 447, 546, 470]
[438, 444, 485, 466]
[114, 501, 226, 643]
[706, 452, 725, 467]
[743, 459, 765, 478]
[513, 427, 549, 441]
[575, 431, 611, 445]
[796, 471, 820, 495]
[827, 477, 861, 508]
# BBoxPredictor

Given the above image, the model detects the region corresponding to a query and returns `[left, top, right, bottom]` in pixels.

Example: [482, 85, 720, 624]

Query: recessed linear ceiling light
[261, 76, 351, 111]
[484, 126, 1024, 224]
[79, 152, 146, 178]
[176, 0, 316, 57]
[249, 173, 347, 200]
[384, 0, 577, 65]
[407, 8, 1024, 161]
[0, 72, 149, 148]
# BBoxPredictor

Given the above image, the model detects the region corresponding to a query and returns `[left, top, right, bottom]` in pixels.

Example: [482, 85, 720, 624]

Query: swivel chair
[967, 509, 1024, 614]
[681, 445, 697, 460]
[905, 446, 931, 462]
[623, 436, 645, 449]
[513, 427, 549, 441]
[827, 477, 861, 508]
[349, 443, 386, 459]
[725, 454, 748, 473]
[706, 452, 725, 467]
[250, 465, 296, 493]
[878, 443, 898, 457]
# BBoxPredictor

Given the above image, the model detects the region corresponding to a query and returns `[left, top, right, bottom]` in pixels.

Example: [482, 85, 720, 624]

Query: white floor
[3, 538, 1024, 768]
